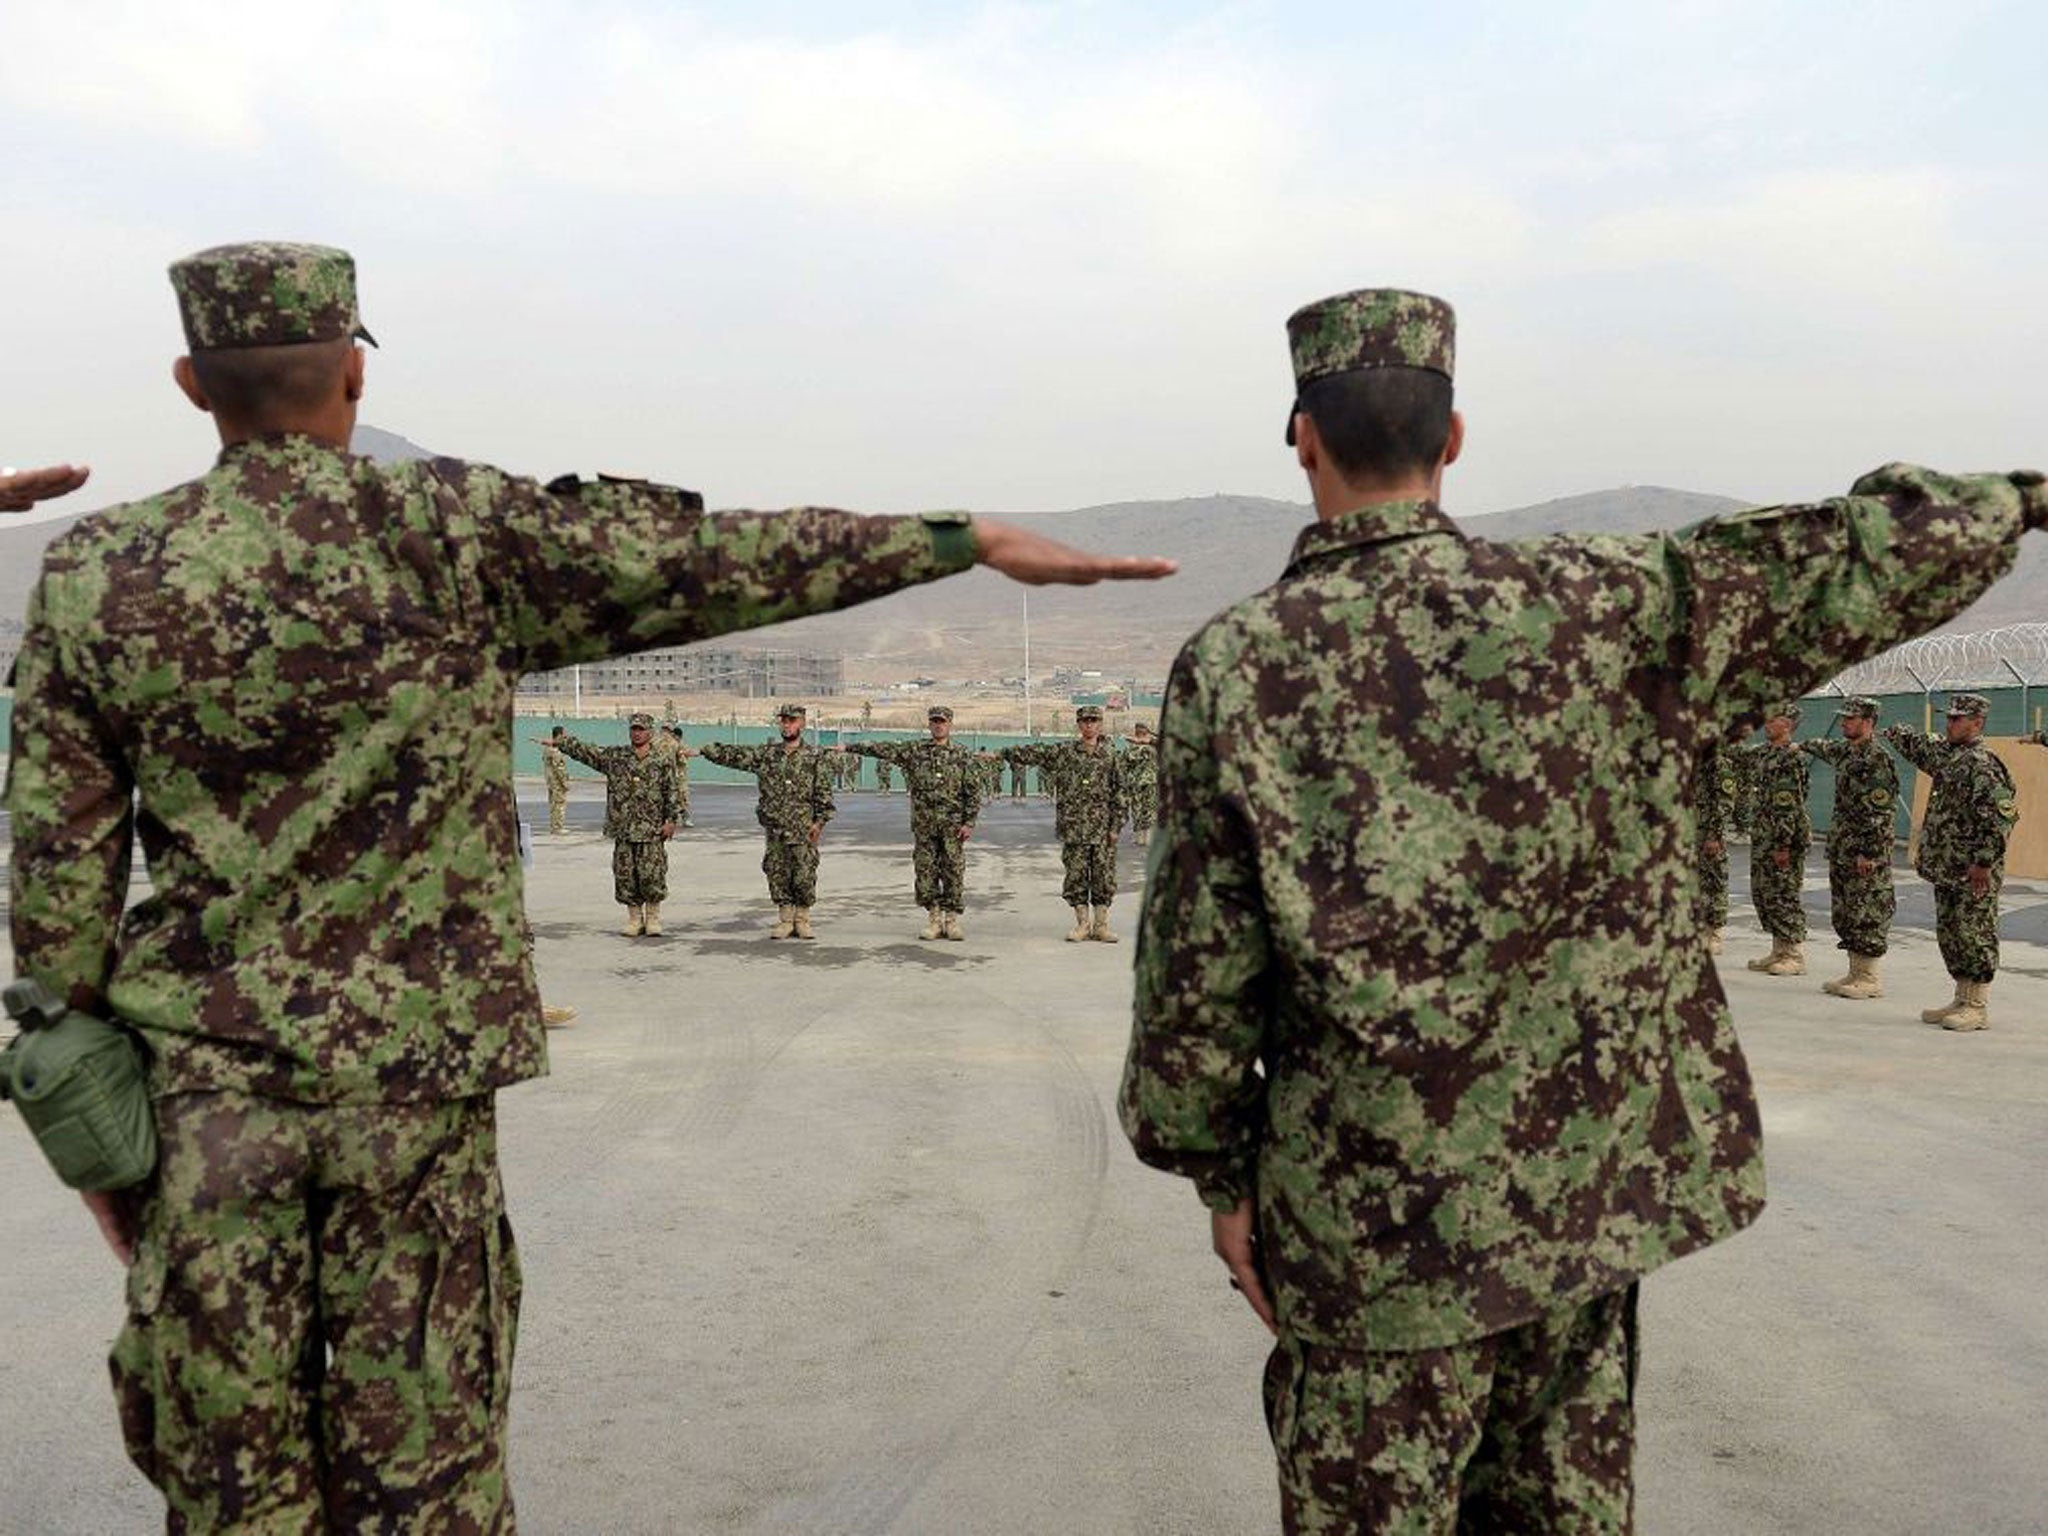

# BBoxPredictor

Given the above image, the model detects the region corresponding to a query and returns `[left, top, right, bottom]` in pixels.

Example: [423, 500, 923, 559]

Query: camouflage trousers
[1060, 839, 1117, 906]
[912, 829, 967, 912]
[612, 838, 668, 906]
[763, 837, 820, 907]
[1128, 790, 1158, 834]
[1695, 840, 1728, 931]
[1826, 852, 1894, 956]
[112, 1091, 518, 1535]
[1264, 1286, 1638, 1535]
[1934, 877, 2002, 982]
[1749, 843, 1807, 943]
[545, 779, 568, 835]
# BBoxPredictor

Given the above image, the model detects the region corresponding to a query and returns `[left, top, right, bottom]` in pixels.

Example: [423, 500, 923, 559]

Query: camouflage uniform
[4, 243, 980, 1531]
[1695, 739, 1735, 937]
[542, 737, 572, 833]
[699, 728, 835, 918]
[1010, 759, 1029, 799]
[1119, 286, 2047, 1533]
[1742, 728, 1811, 954]
[558, 726, 680, 911]
[1000, 720, 1125, 932]
[656, 726, 693, 825]
[877, 760, 895, 794]
[847, 731, 980, 919]
[1885, 710, 2018, 992]
[1122, 731, 1160, 845]
[1798, 711, 1899, 962]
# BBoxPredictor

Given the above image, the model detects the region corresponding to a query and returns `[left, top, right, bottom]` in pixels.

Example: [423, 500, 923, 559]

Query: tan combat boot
[793, 907, 815, 940]
[1763, 942, 1805, 977]
[1827, 953, 1883, 1000]
[942, 911, 965, 941]
[1920, 980, 1967, 1024]
[1745, 939, 1784, 973]
[1067, 906, 1092, 942]
[1942, 980, 1990, 1032]
[642, 903, 663, 936]
[771, 905, 796, 939]
[920, 908, 944, 941]
[622, 905, 645, 937]
[1090, 905, 1119, 943]
[542, 1005, 578, 1029]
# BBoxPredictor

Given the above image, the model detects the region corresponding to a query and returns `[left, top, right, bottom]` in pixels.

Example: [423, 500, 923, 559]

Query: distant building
[519, 645, 845, 700]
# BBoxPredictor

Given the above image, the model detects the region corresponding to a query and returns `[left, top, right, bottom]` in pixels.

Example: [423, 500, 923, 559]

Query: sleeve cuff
[2014, 471, 2047, 532]
[921, 513, 978, 573]
[1195, 1171, 1255, 1212]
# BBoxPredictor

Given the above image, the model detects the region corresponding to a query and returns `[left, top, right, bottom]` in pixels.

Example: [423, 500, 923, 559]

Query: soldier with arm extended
[698, 704, 836, 939]
[840, 705, 981, 939]
[1121, 721, 1160, 847]
[556, 713, 681, 935]
[1883, 694, 2020, 1029]
[5, 241, 1174, 1533]
[999, 704, 1126, 941]
[1743, 703, 1813, 975]
[1798, 697, 1900, 999]
[1119, 285, 2046, 1533]
[537, 723, 573, 834]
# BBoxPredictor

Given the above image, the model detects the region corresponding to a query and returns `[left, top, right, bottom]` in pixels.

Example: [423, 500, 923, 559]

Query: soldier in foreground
[540, 723, 574, 834]
[997, 704, 1125, 941]
[1744, 702, 1813, 975]
[558, 713, 682, 935]
[839, 705, 981, 939]
[5, 240, 1173, 1532]
[1883, 694, 2019, 1030]
[1121, 721, 1160, 847]
[1798, 697, 1900, 999]
[1696, 734, 1737, 954]
[695, 705, 836, 939]
[1118, 285, 2046, 1533]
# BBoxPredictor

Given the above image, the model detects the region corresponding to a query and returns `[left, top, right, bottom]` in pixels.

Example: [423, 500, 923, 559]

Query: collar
[1283, 497, 1460, 575]
[216, 431, 350, 467]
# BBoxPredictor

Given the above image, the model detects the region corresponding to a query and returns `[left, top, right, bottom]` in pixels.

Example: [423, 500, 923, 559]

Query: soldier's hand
[958, 824, 972, 842]
[1856, 856, 1876, 878]
[662, 821, 676, 840]
[974, 517, 1177, 586]
[1968, 863, 1992, 898]
[80, 1188, 140, 1266]
[1703, 839, 1723, 860]
[0, 462, 91, 512]
[1211, 1198, 1277, 1335]
[808, 823, 823, 847]
[1773, 848, 1792, 869]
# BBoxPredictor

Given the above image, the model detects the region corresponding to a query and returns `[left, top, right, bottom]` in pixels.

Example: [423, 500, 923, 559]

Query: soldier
[5, 241, 1173, 1532]
[1010, 757, 1029, 799]
[1743, 702, 1812, 976]
[1118, 286, 2046, 1533]
[1696, 735, 1737, 955]
[876, 759, 895, 795]
[841, 705, 982, 939]
[658, 723, 695, 827]
[1122, 721, 1160, 847]
[558, 713, 682, 935]
[696, 704, 836, 939]
[1883, 694, 2020, 1030]
[539, 723, 573, 833]
[1798, 697, 1900, 999]
[998, 704, 1125, 941]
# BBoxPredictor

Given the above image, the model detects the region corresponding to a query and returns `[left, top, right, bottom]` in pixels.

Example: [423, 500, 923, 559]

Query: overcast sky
[3, 0, 2043, 529]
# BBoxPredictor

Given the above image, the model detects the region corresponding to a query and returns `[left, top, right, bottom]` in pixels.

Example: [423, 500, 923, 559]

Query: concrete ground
[2, 788, 2044, 1535]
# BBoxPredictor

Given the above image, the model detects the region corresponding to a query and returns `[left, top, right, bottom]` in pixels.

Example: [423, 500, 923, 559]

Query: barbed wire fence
[1822, 623, 2048, 699]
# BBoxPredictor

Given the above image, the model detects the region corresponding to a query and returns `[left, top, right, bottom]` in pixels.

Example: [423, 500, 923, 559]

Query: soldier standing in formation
[541, 724, 573, 834]
[558, 712, 682, 936]
[1696, 736, 1737, 954]
[1010, 758, 1029, 799]
[5, 239, 1173, 1532]
[1798, 697, 1900, 999]
[695, 704, 836, 939]
[658, 723, 694, 827]
[840, 705, 982, 939]
[1883, 694, 2020, 1030]
[1744, 703, 1813, 976]
[1118, 285, 2046, 1532]
[876, 759, 895, 795]
[998, 704, 1125, 941]
[1121, 721, 1159, 847]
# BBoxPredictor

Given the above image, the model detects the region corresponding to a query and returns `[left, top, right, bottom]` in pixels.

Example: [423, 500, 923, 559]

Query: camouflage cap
[1766, 701, 1803, 723]
[1945, 692, 1990, 719]
[1833, 696, 1880, 719]
[776, 703, 808, 720]
[927, 705, 954, 722]
[1076, 705, 1105, 722]
[169, 242, 378, 352]
[1285, 288, 1455, 445]
[628, 711, 655, 728]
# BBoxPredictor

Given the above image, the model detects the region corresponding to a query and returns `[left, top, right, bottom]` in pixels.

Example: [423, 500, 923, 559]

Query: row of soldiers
[1698, 691, 2038, 1031]
[536, 702, 1161, 942]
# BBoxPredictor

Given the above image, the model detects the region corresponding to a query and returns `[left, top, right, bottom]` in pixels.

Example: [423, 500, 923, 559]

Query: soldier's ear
[343, 344, 366, 404]
[1442, 409, 1465, 469]
[173, 357, 211, 413]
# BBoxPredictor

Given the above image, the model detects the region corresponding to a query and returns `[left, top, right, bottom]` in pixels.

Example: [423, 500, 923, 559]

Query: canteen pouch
[0, 978, 157, 1190]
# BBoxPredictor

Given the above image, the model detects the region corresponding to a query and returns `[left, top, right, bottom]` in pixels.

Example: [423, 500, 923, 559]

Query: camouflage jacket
[556, 735, 681, 840]
[1122, 465, 2042, 1352]
[998, 740, 1123, 842]
[698, 741, 834, 842]
[1742, 741, 1812, 850]
[847, 738, 980, 833]
[1882, 729, 2018, 881]
[1695, 741, 1736, 846]
[541, 743, 571, 789]
[6, 432, 975, 1105]
[1797, 737, 1899, 862]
